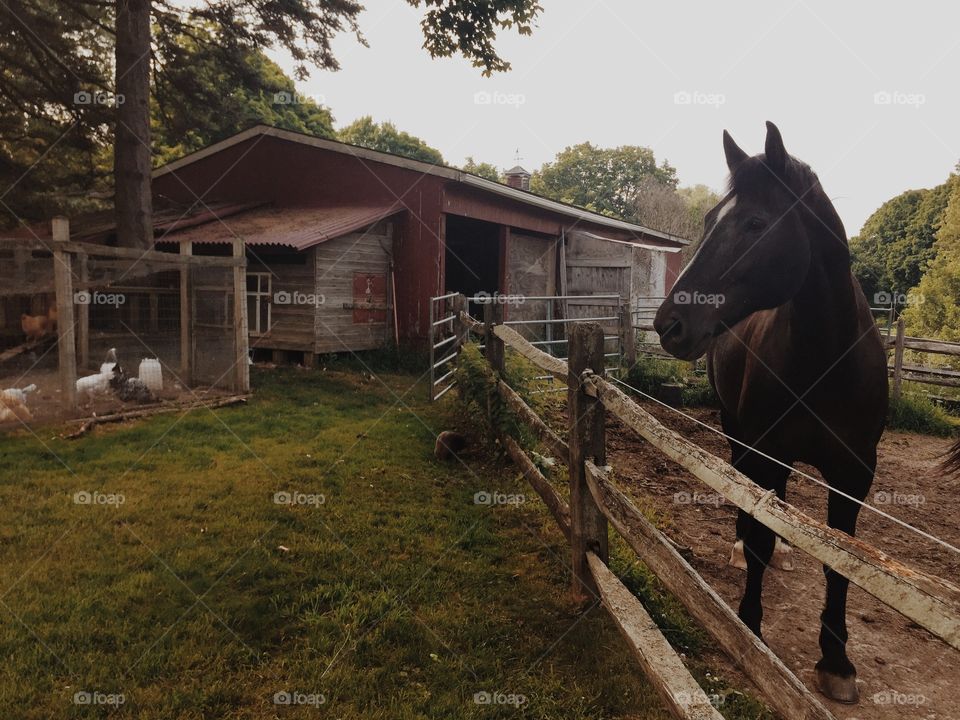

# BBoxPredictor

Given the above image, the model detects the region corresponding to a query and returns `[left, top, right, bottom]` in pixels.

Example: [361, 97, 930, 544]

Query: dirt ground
[604, 401, 960, 720]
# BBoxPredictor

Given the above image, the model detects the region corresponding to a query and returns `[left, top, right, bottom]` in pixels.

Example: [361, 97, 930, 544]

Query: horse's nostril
[657, 313, 684, 340]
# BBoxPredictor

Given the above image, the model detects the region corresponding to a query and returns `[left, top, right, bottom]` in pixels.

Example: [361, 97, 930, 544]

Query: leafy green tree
[152, 28, 336, 165]
[0, 0, 541, 239]
[531, 142, 678, 220]
[850, 182, 951, 302]
[902, 174, 960, 347]
[461, 156, 501, 182]
[338, 116, 444, 164]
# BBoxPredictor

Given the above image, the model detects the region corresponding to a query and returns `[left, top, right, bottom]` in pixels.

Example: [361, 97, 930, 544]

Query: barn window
[246, 272, 272, 335]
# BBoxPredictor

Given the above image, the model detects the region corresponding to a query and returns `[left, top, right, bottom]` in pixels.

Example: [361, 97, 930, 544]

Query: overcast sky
[270, 0, 960, 237]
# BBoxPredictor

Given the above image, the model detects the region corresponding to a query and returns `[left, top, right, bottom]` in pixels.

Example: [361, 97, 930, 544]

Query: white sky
[270, 0, 960, 237]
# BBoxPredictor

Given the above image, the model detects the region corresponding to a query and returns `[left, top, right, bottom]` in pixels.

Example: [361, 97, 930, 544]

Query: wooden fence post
[619, 301, 636, 368]
[76, 251, 89, 371]
[567, 322, 609, 603]
[52, 217, 78, 409]
[893, 315, 906, 401]
[232, 237, 250, 393]
[483, 300, 505, 374]
[179, 239, 192, 383]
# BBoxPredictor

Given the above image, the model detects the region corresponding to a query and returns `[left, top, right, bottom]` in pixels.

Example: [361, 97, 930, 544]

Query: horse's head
[655, 122, 822, 360]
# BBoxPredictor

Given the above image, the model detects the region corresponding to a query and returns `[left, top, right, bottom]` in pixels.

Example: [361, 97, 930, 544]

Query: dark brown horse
[654, 122, 888, 704]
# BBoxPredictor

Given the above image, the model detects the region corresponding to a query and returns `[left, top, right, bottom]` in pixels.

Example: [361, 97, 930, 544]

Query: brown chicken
[20, 313, 49, 342]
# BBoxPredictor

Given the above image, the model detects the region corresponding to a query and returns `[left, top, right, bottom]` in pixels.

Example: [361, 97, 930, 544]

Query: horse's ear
[722, 130, 747, 172]
[764, 121, 787, 174]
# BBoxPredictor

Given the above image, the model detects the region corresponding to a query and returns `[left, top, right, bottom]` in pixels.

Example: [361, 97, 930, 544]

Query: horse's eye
[745, 217, 766, 232]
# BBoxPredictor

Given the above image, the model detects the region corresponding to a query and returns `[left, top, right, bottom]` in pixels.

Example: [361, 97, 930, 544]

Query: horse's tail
[941, 437, 960, 475]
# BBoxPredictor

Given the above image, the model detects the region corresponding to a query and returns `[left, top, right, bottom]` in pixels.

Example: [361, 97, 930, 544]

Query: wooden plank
[893, 317, 906, 400]
[586, 461, 835, 720]
[586, 552, 725, 720]
[52, 218, 77, 409]
[502, 435, 570, 539]
[901, 337, 960, 356]
[588, 374, 960, 650]
[568, 323, 608, 603]
[232, 238, 250, 392]
[494, 324, 566, 381]
[497, 380, 569, 464]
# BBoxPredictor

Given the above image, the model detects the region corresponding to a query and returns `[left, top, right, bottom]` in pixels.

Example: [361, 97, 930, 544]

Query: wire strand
[608, 376, 960, 557]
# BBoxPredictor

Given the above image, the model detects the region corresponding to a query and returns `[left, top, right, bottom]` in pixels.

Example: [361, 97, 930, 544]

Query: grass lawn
[0, 367, 767, 719]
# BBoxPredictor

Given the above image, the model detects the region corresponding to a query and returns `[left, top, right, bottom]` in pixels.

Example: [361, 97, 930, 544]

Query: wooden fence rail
[454, 307, 959, 720]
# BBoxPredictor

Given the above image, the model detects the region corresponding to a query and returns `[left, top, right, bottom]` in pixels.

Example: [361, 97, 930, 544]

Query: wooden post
[52, 217, 77, 409]
[893, 315, 906, 400]
[619, 301, 636, 367]
[483, 300, 504, 374]
[179, 240, 192, 383]
[451, 293, 468, 351]
[232, 237, 250, 392]
[76, 252, 89, 370]
[567, 322, 609, 603]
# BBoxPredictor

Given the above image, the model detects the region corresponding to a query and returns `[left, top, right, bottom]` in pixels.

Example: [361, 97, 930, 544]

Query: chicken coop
[0, 217, 249, 426]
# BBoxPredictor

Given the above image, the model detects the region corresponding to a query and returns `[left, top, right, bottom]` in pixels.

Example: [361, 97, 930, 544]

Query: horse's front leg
[815, 453, 874, 704]
[734, 456, 790, 636]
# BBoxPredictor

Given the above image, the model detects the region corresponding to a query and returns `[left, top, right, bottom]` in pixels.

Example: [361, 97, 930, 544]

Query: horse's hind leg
[815, 452, 875, 704]
[735, 454, 791, 637]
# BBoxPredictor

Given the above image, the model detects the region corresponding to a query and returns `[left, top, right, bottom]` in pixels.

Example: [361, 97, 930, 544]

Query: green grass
[623, 355, 717, 407]
[0, 367, 768, 719]
[888, 390, 959, 436]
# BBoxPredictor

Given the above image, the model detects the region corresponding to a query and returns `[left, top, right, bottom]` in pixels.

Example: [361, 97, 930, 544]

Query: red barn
[151, 125, 687, 356]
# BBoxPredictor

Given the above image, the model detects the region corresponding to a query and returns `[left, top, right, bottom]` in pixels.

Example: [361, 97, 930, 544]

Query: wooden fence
[888, 316, 960, 399]
[453, 304, 960, 720]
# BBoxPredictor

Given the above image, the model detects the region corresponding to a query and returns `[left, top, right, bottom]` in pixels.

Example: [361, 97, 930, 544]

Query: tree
[902, 173, 960, 349]
[1, 0, 541, 243]
[850, 182, 951, 302]
[530, 142, 678, 220]
[152, 28, 336, 165]
[461, 156, 501, 182]
[632, 180, 719, 241]
[338, 116, 444, 164]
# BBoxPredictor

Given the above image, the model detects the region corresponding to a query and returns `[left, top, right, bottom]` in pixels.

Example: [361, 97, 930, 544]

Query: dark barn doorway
[443, 215, 501, 315]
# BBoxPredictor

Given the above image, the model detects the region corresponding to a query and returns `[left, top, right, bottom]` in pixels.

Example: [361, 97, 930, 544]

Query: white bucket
[139, 359, 163, 392]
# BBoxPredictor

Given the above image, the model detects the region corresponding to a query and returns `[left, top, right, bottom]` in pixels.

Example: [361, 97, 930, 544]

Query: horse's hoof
[770, 537, 795, 571]
[816, 669, 859, 704]
[729, 540, 747, 570]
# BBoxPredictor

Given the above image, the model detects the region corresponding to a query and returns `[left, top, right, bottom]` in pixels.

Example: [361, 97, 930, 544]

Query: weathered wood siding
[505, 231, 556, 341]
[314, 221, 393, 353]
[248, 249, 317, 351]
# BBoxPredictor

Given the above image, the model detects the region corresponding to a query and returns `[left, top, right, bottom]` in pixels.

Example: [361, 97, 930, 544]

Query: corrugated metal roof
[163, 204, 403, 249]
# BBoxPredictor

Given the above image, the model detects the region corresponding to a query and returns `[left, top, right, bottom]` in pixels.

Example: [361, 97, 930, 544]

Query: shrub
[888, 392, 958, 436]
[623, 355, 717, 407]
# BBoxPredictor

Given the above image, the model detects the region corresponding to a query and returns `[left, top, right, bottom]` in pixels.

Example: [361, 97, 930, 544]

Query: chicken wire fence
[0, 226, 247, 425]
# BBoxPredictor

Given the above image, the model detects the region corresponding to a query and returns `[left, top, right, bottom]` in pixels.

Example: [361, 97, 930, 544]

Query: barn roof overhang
[153, 125, 691, 248]
[156, 203, 404, 250]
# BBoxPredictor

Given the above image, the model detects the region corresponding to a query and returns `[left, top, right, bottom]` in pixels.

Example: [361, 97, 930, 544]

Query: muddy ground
[604, 401, 959, 720]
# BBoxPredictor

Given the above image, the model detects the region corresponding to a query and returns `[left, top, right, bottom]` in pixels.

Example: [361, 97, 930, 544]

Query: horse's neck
[786, 215, 860, 366]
